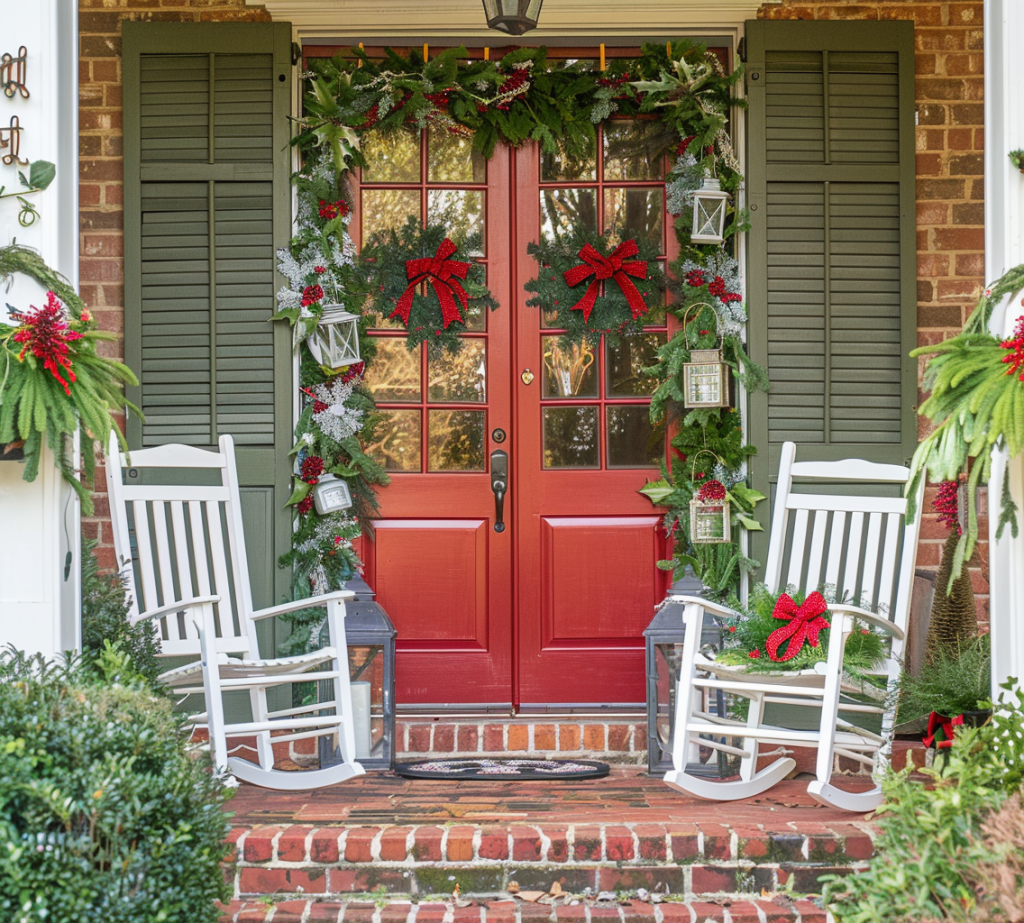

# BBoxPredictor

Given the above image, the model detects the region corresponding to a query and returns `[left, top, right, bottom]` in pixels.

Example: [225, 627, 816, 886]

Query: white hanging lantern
[683, 348, 730, 408]
[691, 177, 730, 245]
[312, 473, 354, 515]
[690, 498, 732, 544]
[307, 304, 361, 370]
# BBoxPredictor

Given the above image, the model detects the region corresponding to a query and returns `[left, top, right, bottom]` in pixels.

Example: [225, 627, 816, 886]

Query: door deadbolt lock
[492, 428, 506, 444]
[521, 368, 535, 385]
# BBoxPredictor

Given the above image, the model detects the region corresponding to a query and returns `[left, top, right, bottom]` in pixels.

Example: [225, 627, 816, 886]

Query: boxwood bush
[0, 647, 234, 922]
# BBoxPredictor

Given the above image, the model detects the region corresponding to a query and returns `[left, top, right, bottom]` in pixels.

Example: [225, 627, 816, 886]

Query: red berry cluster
[597, 74, 638, 101]
[748, 649, 761, 660]
[297, 495, 314, 515]
[339, 360, 365, 384]
[302, 284, 325, 307]
[1001, 315, 1024, 380]
[425, 89, 453, 110]
[684, 269, 706, 287]
[11, 292, 83, 396]
[934, 479, 961, 534]
[676, 135, 696, 157]
[697, 479, 727, 502]
[312, 400, 329, 414]
[359, 103, 380, 129]
[301, 455, 325, 484]
[707, 275, 743, 304]
[496, 69, 530, 110]
[318, 199, 349, 220]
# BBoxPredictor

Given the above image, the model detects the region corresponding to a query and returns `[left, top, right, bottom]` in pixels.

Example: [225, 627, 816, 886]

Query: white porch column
[985, 0, 1024, 698]
[0, 0, 81, 657]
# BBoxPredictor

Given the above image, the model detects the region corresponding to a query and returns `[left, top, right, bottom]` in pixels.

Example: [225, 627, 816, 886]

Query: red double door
[357, 126, 673, 707]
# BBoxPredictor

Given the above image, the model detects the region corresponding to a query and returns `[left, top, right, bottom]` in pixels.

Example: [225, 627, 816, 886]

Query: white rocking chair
[106, 432, 365, 790]
[665, 441, 924, 812]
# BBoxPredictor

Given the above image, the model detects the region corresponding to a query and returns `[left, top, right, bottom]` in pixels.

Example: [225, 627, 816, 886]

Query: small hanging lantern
[312, 473, 353, 515]
[307, 304, 361, 370]
[482, 0, 544, 34]
[683, 348, 730, 408]
[691, 177, 730, 245]
[690, 480, 731, 544]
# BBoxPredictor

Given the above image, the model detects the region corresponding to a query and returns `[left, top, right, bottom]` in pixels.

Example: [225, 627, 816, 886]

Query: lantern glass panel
[683, 349, 729, 408]
[309, 305, 361, 369]
[690, 499, 731, 544]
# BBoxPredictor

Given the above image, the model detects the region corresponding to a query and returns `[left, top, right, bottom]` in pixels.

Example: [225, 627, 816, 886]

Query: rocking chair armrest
[249, 589, 357, 621]
[669, 595, 741, 621]
[828, 604, 905, 640]
[134, 595, 221, 624]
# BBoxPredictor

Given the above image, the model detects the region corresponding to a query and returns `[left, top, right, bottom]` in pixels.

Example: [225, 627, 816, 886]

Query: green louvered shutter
[745, 20, 917, 535]
[123, 23, 293, 615]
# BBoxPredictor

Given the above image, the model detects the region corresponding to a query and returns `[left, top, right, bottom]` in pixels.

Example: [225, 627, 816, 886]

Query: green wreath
[357, 218, 498, 353]
[525, 228, 666, 347]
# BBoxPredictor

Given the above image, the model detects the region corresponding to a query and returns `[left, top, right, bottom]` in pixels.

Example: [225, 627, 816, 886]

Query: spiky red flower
[684, 269, 706, 288]
[697, 479, 726, 502]
[339, 360, 365, 384]
[297, 495, 314, 515]
[1001, 315, 1024, 380]
[677, 135, 696, 157]
[11, 292, 83, 396]
[301, 455, 325, 484]
[934, 479, 961, 534]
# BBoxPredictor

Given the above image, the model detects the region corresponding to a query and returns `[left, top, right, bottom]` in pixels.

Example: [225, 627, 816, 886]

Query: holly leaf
[735, 514, 763, 532]
[639, 478, 675, 505]
[285, 479, 313, 506]
[330, 463, 358, 478]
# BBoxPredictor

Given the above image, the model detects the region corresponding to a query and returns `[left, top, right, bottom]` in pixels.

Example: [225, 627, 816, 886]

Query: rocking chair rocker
[665, 442, 924, 812]
[106, 432, 365, 790]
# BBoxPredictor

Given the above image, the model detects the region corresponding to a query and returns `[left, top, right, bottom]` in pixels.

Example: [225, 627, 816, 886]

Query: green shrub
[80, 538, 161, 686]
[0, 647, 233, 923]
[897, 634, 991, 724]
[824, 680, 1024, 922]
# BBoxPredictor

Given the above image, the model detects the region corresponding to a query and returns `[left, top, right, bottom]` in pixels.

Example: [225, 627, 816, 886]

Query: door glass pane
[428, 131, 486, 183]
[463, 263, 488, 331]
[428, 409, 486, 471]
[362, 188, 421, 241]
[362, 127, 421, 183]
[541, 337, 597, 398]
[363, 339, 421, 402]
[366, 409, 421, 471]
[428, 340, 487, 402]
[541, 188, 597, 242]
[606, 333, 666, 396]
[603, 187, 663, 252]
[427, 190, 485, 254]
[603, 121, 666, 181]
[607, 406, 665, 468]
[543, 406, 599, 468]
[541, 143, 597, 181]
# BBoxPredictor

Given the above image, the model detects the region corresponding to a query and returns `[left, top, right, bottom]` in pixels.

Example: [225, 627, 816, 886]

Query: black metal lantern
[482, 0, 544, 34]
[644, 573, 732, 776]
[319, 573, 397, 771]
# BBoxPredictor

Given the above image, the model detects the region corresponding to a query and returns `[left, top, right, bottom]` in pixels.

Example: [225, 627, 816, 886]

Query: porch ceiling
[247, 0, 775, 41]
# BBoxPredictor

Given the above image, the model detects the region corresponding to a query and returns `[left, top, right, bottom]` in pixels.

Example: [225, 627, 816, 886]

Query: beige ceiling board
[247, 0, 772, 41]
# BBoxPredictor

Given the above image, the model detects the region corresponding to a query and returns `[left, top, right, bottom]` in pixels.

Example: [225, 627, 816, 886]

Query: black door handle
[490, 449, 508, 533]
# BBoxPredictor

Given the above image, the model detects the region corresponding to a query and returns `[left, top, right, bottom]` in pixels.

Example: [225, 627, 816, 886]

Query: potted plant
[896, 634, 992, 734]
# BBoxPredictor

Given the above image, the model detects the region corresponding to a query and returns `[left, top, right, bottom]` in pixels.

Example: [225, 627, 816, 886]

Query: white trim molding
[247, 0, 773, 42]
[985, 0, 1024, 699]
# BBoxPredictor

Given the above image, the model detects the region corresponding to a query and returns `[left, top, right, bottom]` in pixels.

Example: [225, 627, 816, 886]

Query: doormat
[394, 758, 611, 781]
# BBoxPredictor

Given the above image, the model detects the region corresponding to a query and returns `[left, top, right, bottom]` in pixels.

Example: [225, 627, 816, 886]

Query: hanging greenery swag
[273, 40, 768, 641]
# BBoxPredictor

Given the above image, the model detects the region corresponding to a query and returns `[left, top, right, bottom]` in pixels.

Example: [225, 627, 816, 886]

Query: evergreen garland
[279, 39, 767, 619]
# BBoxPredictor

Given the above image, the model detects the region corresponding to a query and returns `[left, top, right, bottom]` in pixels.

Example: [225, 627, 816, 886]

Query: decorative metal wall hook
[1, 46, 29, 99]
[0, 115, 28, 167]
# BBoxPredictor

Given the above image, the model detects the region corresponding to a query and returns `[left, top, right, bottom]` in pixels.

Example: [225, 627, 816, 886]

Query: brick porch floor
[215, 761, 913, 923]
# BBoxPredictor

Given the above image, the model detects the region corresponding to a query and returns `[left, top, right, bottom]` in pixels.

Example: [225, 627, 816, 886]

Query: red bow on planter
[765, 592, 831, 662]
[923, 711, 963, 750]
[562, 239, 649, 323]
[391, 238, 471, 328]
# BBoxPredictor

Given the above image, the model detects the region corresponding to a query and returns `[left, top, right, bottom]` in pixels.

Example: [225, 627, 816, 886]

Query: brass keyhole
[521, 368, 535, 385]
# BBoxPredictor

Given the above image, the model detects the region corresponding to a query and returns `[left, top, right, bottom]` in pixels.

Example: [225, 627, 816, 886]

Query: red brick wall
[758, 0, 988, 627]
[78, 0, 271, 570]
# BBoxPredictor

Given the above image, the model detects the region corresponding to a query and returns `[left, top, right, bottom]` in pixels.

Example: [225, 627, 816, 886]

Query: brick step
[226, 820, 872, 902]
[217, 896, 830, 923]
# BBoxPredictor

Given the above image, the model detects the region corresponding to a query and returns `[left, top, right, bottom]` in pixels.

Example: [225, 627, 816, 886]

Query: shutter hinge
[291, 42, 302, 66]
[737, 37, 747, 63]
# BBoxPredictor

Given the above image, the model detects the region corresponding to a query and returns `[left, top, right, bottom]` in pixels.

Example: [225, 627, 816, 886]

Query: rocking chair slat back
[107, 437, 254, 659]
